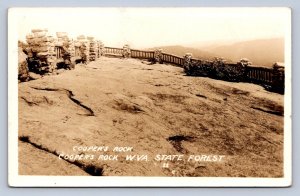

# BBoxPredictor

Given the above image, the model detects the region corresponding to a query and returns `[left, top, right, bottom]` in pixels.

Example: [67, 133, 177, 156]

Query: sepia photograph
[8, 7, 291, 187]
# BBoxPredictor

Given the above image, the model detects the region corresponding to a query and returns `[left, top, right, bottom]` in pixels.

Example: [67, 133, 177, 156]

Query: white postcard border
[8, 7, 292, 187]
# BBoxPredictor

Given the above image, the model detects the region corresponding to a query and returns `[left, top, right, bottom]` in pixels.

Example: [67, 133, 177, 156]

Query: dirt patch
[218, 132, 243, 155]
[148, 93, 188, 104]
[231, 88, 250, 96]
[112, 98, 144, 113]
[167, 135, 195, 153]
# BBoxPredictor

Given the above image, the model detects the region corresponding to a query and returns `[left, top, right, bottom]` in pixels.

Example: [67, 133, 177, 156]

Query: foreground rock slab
[18, 57, 284, 177]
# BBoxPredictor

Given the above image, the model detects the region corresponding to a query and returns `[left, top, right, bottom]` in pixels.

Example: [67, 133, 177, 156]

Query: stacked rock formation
[100, 41, 105, 56]
[97, 41, 105, 57]
[71, 40, 82, 63]
[55, 32, 74, 69]
[154, 49, 163, 63]
[87, 36, 97, 61]
[272, 62, 285, 94]
[183, 53, 193, 73]
[69, 39, 76, 58]
[18, 47, 29, 82]
[25, 29, 56, 73]
[77, 35, 89, 63]
[122, 44, 131, 58]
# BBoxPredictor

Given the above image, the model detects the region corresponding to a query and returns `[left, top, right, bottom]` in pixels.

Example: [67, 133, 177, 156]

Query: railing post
[122, 44, 131, 58]
[238, 58, 250, 82]
[100, 42, 104, 56]
[154, 49, 163, 63]
[87, 36, 96, 61]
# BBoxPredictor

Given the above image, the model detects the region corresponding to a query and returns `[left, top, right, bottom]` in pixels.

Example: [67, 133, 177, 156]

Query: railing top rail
[191, 58, 202, 61]
[130, 49, 155, 53]
[161, 52, 184, 59]
[247, 65, 274, 70]
[104, 46, 123, 50]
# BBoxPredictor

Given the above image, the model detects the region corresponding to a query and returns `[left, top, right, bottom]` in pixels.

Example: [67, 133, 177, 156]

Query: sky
[15, 7, 290, 49]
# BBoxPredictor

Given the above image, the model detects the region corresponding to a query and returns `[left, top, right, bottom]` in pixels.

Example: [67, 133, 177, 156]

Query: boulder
[18, 47, 29, 82]
[29, 72, 42, 80]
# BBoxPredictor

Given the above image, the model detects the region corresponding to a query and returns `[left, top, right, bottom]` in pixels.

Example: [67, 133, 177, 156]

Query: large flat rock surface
[18, 57, 284, 177]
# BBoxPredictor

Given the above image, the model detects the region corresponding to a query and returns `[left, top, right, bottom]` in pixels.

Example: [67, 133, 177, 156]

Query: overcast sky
[15, 8, 290, 48]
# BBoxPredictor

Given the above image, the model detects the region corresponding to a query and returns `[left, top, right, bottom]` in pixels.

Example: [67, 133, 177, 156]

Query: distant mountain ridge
[201, 38, 284, 67]
[147, 45, 216, 60]
[148, 38, 284, 67]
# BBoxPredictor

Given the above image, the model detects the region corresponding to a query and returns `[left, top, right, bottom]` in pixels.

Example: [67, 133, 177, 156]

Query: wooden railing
[54, 46, 63, 59]
[162, 53, 184, 66]
[246, 66, 274, 84]
[100, 46, 284, 93]
[131, 49, 155, 59]
[104, 47, 123, 56]
[103, 47, 185, 66]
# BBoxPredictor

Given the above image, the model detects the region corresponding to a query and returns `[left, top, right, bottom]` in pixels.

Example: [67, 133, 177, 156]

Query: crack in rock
[251, 106, 283, 116]
[30, 86, 95, 116]
[195, 94, 207, 99]
[19, 135, 103, 176]
[21, 96, 53, 106]
[31, 87, 60, 91]
[65, 89, 95, 116]
[21, 96, 38, 106]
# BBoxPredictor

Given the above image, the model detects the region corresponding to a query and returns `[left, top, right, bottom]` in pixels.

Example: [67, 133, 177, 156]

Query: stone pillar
[183, 53, 193, 73]
[87, 36, 97, 61]
[56, 32, 74, 69]
[18, 47, 29, 82]
[100, 41, 104, 56]
[97, 41, 104, 57]
[77, 35, 89, 64]
[272, 62, 285, 93]
[122, 44, 131, 58]
[154, 49, 163, 63]
[69, 39, 75, 58]
[238, 58, 251, 81]
[95, 41, 99, 58]
[26, 29, 56, 74]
